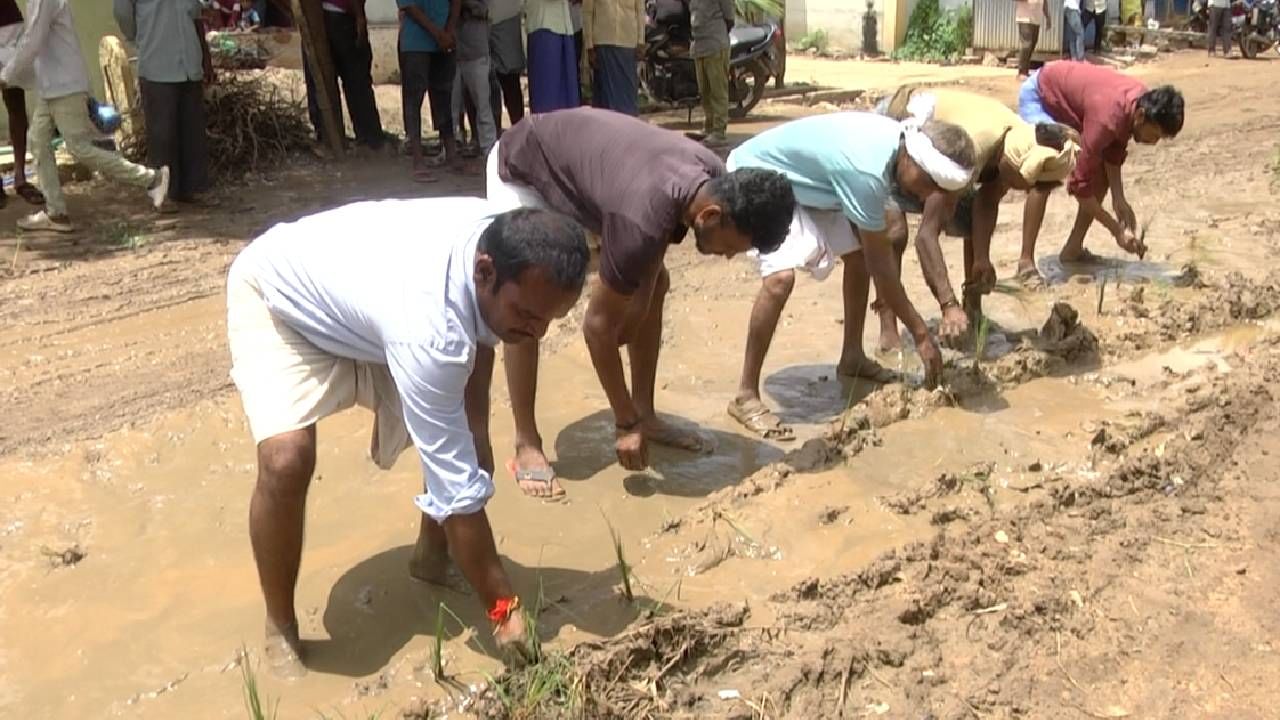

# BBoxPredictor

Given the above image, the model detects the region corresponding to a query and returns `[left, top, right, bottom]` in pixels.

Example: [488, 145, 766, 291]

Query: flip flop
[837, 359, 901, 384]
[505, 458, 566, 502]
[1060, 248, 1107, 265]
[727, 398, 795, 441]
[14, 183, 45, 206]
[1014, 267, 1046, 290]
[411, 168, 438, 184]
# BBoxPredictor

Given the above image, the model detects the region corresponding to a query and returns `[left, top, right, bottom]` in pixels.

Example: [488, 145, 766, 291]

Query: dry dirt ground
[1, 52, 1278, 719]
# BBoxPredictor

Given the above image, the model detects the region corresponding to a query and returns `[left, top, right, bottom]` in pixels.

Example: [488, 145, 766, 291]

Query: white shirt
[230, 198, 502, 520]
[1064, 0, 1080, 11]
[0, 0, 90, 99]
[526, 0, 574, 35]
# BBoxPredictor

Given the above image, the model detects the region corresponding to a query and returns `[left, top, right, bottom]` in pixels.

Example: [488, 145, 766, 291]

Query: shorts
[1017, 71, 1057, 125]
[226, 268, 410, 468]
[754, 205, 860, 280]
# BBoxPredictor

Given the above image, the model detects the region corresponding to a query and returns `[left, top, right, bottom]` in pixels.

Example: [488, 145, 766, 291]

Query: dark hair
[1034, 122, 1071, 151]
[920, 120, 978, 170]
[1137, 85, 1184, 136]
[479, 209, 590, 291]
[705, 168, 795, 254]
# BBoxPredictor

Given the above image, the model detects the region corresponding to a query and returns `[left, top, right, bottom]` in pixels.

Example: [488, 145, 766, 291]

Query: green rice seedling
[973, 312, 990, 376]
[239, 649, 279, 720]
[600, 512, 634, 603]
[431, 602, 466, 681]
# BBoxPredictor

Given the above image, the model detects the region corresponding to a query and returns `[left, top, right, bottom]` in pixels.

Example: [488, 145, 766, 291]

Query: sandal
[505, 458, 566, 501]
[727, 398, 795, 441]
[411, 167, 438, 184]
[837, 359, 900, 384]
[14, 183, 45, 206]
[1013, 266, 1046, 290]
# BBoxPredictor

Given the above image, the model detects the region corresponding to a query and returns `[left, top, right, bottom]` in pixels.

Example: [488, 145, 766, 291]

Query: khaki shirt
[583, 0, 645, 49]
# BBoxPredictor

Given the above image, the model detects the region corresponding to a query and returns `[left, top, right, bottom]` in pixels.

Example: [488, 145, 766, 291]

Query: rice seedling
[239, 649, 279, 720]
[600, 512, 634, 603]
[431, 602, 466, 681]
[972, 313, 990, 376]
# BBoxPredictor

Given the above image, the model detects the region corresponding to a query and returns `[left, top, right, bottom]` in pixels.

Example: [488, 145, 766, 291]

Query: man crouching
[226, 198, 589, 676]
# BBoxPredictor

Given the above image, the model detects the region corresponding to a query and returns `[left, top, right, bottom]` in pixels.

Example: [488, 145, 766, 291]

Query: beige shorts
[226, 270, 410, 468]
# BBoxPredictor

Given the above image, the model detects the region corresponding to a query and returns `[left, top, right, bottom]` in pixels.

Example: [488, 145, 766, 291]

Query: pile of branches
[121, 70, 313, 182]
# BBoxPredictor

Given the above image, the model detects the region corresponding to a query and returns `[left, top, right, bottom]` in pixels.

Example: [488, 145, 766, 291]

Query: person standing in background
[1205, 0, 1232, 56]
[570, 0, 584, 73]
[1063, 0, 1085, 60]
[0, 0, 44, 209]
[689, 0, 733, 147]
[487, 0, 525, 134]
[583, 0, 644, 116]
[451, 0, 496, 156]
[399, 0, 462, 181]
[1, 0, 169, 232]
[1083, 0, 1106, 54]
[114, 0, 213, 205]
[526, 0, 579, 112]
[1014, 0, 1049, 79]
[303, 0, 386, 151]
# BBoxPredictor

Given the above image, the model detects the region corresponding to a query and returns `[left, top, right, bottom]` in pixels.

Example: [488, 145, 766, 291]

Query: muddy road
[1, 52, 1278, 719]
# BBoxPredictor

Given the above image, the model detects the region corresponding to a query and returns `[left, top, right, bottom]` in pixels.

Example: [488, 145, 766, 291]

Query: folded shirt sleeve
[384, 338, 494, 522]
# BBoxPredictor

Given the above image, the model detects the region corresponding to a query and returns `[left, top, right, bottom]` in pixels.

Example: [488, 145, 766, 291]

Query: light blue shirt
[114, 0, 205, 83]
[229, 198, 501, 520]
[729, 112, 901, 232]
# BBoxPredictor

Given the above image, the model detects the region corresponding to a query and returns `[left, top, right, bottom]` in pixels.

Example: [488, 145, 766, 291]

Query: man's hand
[635, 44, 646, 60]
[493, 608, 528, 655]
[615, 427, 648, 471]
[436, 28, 456, 51]
[588, 47, 597, 67]
[916, 333, 944, 389]
[1114, 227, 1142, 255]
[969, 259, 997, 295]
[938, 303, 969, 348]
[1113, 199, 1137, 233]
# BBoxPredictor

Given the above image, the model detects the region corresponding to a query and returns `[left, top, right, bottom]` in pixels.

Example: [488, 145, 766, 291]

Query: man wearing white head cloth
[725, 112, 976, 441]
[877, 86, 1078, 343]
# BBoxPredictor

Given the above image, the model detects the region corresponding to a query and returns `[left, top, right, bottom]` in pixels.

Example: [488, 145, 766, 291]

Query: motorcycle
[641, 0, 784, 120]
[1240, 0, 1280, 56]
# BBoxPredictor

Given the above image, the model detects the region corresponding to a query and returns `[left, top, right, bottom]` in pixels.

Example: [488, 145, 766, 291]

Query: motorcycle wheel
[728, 57, 770, 119]
[1239, 31, 1259, 57]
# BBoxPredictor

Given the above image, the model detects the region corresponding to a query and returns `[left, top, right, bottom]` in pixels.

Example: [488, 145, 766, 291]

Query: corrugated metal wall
[973, 0, 1065, 53]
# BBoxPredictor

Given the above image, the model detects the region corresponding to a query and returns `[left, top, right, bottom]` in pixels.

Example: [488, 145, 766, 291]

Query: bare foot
[508, 445, 566, 499]
[264, 620, 306, 679]
[873, 301, 901, 351]
[1015, 260, 1045, 288]
[641, 416, 711, 453]
[494, 610, 532, 666]
[837, 356, 900, 384]
[408, 542, 472, 594]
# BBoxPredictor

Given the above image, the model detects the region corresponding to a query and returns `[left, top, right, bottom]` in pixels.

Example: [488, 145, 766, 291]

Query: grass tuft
[239, 649, 279, 720]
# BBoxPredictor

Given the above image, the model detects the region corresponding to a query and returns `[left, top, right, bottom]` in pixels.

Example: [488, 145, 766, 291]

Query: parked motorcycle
[1240, 0, 1279, 56]
[641, 0, 784, 119]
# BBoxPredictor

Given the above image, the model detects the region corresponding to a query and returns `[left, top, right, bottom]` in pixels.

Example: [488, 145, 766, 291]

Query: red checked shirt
[1036, 61, 1147, 198]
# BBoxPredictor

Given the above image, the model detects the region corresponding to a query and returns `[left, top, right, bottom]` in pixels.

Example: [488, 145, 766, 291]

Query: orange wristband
[488, 596, 520, 625]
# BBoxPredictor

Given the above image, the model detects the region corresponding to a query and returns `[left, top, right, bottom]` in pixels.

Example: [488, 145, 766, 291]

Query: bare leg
[735, 270, 796, 404]
[874, 211, 910, 351]
[1020, 186, 1052, 277]
[249, 427, 317, 678]
[503, 340, 563, 497]
[1060, 191, 1103, 263]
[630, 265, 706, 451]
[837, 250, 895, 381]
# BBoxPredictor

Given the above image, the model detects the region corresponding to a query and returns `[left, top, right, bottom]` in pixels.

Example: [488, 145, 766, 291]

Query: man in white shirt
[227, 198, 589, 676]
[0, 0, 170, 232]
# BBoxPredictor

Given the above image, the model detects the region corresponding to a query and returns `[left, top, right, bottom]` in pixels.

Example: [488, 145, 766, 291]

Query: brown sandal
[728, 398, 795, 441]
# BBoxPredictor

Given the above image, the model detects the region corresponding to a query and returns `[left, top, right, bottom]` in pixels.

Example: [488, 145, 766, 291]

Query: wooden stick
[291, 0, 344, 157]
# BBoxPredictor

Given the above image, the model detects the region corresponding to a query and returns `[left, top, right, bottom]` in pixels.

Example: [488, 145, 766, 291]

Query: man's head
[1133, 85, 1184, 145]
[474, 209, 590, 344]
[690, 168, 795, 258]
[894, 120, 977, 206]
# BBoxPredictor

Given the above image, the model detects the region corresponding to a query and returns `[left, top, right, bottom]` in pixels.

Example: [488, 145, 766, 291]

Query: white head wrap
[900, 119, 974, 192]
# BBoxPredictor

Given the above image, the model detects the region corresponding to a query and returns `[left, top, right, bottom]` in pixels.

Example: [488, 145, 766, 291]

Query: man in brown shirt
[487, 107, 795, 497]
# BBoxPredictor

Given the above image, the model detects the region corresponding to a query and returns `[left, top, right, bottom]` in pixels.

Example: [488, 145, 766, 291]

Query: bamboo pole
[291, 0, 344, 156]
